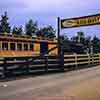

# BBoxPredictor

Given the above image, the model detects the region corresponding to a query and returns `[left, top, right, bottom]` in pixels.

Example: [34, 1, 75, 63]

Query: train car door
[40, 42, 48, 54]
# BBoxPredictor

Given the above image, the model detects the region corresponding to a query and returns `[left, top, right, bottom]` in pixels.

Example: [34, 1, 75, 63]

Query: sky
[0, 0, 100, 38]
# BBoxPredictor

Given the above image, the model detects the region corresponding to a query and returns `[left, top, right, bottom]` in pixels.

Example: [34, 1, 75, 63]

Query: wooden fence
[0, 53, 100, 78]
[64, 54, 100, 67]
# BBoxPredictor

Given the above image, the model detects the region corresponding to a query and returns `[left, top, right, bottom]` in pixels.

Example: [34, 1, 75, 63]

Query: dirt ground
[0, 66, 100, 100]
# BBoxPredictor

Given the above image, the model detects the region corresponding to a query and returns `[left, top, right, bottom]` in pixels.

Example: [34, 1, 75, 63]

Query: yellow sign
[61, 14, 100, 28]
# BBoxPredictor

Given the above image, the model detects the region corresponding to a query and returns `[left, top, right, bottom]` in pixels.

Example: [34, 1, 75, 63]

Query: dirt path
[0, 66, 100, 100]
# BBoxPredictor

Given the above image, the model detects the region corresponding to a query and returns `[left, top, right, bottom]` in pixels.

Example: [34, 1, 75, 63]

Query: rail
[64, 53, 100, 68]
[0, 53, 100, 78]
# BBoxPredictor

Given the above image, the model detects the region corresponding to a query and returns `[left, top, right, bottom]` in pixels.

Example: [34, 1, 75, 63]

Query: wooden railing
[0, 53, 100, 78]
[0, 33, 57, 41]
[64, 53, 100, 67]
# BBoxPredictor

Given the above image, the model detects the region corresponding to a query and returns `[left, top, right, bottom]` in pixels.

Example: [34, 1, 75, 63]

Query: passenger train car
[0, 33, 58, 57]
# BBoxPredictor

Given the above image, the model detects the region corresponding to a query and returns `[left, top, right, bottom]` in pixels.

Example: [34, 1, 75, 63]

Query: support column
[57, 17, 61, 56]
[22, 43, 24, 51]
[0, 41, 1, 51]
[8, 42, 10, 50]
[57, 17, 64, 71]
[0, 41, 2, 51]
[15, 42, 17, 51]
[28, 43, 30, 51]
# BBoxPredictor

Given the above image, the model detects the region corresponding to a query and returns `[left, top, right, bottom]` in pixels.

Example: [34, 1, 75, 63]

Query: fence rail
[0, 53, 100, 78]
[64, 53, 100, 67]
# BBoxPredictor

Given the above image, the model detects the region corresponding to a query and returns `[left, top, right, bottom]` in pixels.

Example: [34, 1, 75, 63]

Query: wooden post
[92, 54, 94, 64]
[3, 58, 7, 78]
[45, 55, 48, 72]
[88, 54, 90, 66]
[0, 41, 1, 51]
[57, 17, 64, 70]
[75, 54, 78, 69]
[28, 43, 30, 51]
[15, 42, 17, 51]
[25, 58, 29, 74]
[8, 42, 10, 50]
[57, 17, 61, 57]
[22, 43, 24, 51]
[60, 50, 64, 71]
[0, 41, 2, 51]
[98, 53, 100, 64]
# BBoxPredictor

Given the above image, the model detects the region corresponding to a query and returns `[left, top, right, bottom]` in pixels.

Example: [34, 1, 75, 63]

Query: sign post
[57, 17, 64, 70]
[57, 13, 100, 68]
[57, 17, 61, 56]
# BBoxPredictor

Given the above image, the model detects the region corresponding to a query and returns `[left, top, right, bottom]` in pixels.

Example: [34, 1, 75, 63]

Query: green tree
[0, 12, 11, 33]
[12, 26, 23, 35]
[37, 25, 55, 39]
[92, 36, 100, 53]
[25, 19, 38, 36]
[83, 36, 91, 48]
[71, 32, 85, 44]
[77, 32, 85, 43]
[61, 35, 71, 53]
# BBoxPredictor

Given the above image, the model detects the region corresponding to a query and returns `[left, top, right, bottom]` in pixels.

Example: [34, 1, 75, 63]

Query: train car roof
[0, 33, 57, 44]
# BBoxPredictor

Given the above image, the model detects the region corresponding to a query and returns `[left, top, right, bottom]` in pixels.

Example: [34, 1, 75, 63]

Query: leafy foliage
[71, 31, 85, 44]
[37, 25, 55, 39]
[0, 12, 11, 33]
[25, 19, 38, 36]
[92, 36, 100, 53]
[12, 26, 23, 35]
[60, 35, 71, 52]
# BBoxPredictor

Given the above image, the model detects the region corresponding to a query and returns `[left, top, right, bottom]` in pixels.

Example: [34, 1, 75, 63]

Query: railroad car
[0, 33, 58, 57]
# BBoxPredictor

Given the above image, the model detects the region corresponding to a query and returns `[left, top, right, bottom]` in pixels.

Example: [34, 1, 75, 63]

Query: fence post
[25, 58, 30, 74]
[45, 55, 48, 72]
[88, 54, 90, 66]
[3, 58, 7, 78]
[60, 49, 64, 71]
[92, 54, 94, 65]
[99, 53, 100, 64]
[75, 54, 78, 69]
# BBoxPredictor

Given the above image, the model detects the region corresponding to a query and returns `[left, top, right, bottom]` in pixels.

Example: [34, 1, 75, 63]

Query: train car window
[17, 43, 22, 51]
[24, 44, 28, 50]
[30, 44, 34, 51]
[10, 43, 15, 50]
[2, 42, 8, 50]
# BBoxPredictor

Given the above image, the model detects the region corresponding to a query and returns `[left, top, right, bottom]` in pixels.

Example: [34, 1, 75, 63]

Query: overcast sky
[0, 0, 100, 37]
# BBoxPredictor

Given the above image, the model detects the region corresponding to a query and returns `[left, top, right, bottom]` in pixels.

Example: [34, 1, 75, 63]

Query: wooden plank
[0, 61, 4, 64]
[93, 57, 99, 59]
[0, 67, 3, 70]
[77, 58, 89, 60]
[77, 61, 89, 64]
[93, 60, 100, 63]
[64, 55, 76, 57]
[76, 54, 88, 57]
[64, 63, 76, 66]
[30, 64, 45, 67]
[48, 64, 59, 66]
[0, 57, 4, 60]
[64, 59, 75, 61]
[48, 59, 59, 61]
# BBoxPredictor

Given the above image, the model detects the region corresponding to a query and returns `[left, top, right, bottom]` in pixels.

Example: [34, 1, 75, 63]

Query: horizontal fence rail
[64, 54, 100, 67]
[0, 53, 100, 78]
